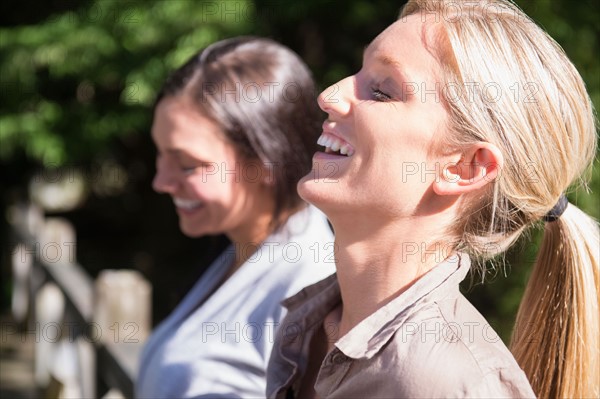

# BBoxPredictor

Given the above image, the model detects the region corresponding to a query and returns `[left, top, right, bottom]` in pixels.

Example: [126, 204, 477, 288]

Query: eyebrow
[363, 43, 410, 83]
[158, 148, 181, 157]
[163, 148, 192, 160]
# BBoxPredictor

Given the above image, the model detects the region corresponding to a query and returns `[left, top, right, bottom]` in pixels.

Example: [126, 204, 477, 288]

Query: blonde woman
[267, 1, 599, 398]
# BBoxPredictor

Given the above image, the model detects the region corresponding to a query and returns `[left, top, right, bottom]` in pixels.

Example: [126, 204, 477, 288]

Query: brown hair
[155, 36, 323, 230]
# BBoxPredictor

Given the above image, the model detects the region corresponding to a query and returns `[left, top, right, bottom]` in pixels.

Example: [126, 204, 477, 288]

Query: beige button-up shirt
[267, 253, 536, 398]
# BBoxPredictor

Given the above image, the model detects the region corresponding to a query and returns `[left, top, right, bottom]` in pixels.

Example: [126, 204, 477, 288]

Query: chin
[297, 174, 318, 203]
[297, 175, 338, 218]
[178, 221, 209, 238]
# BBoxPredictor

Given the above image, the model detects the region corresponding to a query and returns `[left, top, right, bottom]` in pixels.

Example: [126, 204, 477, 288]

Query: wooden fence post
[34, 282, 64, 387]
[95, 269, 152, 398]
[9, 200, 152, 398]
[95, 270, 152, 346]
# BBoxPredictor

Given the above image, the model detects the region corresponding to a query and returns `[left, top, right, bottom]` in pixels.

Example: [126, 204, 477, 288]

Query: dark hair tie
[543, 194, 569, 222]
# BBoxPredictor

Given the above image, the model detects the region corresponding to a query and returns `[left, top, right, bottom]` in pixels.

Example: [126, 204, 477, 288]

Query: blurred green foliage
[0, 0, 255, 165]
[1, 0, 598, 339]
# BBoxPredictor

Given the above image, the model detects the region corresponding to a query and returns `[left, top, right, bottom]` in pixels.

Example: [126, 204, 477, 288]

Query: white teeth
[330, 140, 341, 152]
[173, 198, 203, 210]
[317, 133, 354, 157]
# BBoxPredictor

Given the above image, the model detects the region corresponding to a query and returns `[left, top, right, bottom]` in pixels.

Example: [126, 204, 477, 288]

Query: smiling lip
[317, 126, 355, 157]
[313, 151, 353, 163]
[173, 197, 204, 214]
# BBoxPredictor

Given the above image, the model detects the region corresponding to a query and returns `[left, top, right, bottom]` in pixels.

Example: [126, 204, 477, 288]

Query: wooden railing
[7, 202, 151, 398]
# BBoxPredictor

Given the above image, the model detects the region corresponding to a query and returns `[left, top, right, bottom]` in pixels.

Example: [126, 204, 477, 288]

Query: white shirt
[136, 206, 335, 398]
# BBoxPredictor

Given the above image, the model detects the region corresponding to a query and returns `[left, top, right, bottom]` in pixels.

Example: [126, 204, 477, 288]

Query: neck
[330, 214, 453, 338]
[226, 212, 273, 273]
[227, 203, 305, 274]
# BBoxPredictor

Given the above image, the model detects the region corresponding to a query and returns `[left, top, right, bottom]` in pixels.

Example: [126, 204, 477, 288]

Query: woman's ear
[433, 142, 504, 196]
[260, 161, 276, 186]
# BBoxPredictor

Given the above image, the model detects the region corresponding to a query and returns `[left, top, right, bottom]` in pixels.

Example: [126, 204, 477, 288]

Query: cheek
[186, 174, 235, 202]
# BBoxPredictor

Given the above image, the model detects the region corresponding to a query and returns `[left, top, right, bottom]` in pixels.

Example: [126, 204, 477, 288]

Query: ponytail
[511, 204, 599, 398]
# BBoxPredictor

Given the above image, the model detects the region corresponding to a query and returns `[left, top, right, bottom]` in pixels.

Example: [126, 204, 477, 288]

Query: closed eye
[181, 167, 197, 175]
[372, 88, 392, 102]
[181, 161, 214, 176]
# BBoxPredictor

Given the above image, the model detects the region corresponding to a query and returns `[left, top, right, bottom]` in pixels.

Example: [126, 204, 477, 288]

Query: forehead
[366, 15, 445, 78]
[152, 97, 234, 158]
[153, 98, 221, 142]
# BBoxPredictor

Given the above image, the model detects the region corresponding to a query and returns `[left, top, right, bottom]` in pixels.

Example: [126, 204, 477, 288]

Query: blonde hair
[400, 1, 599, 397]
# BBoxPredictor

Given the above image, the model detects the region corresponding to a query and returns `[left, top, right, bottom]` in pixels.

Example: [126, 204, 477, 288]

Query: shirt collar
[282, 273, 340, 321]
[336, 252, 470, 359]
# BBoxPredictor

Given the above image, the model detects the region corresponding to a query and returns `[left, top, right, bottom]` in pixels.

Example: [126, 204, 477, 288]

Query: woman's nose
[317, 76, 354, 117]
[152, 160, 177, 194]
